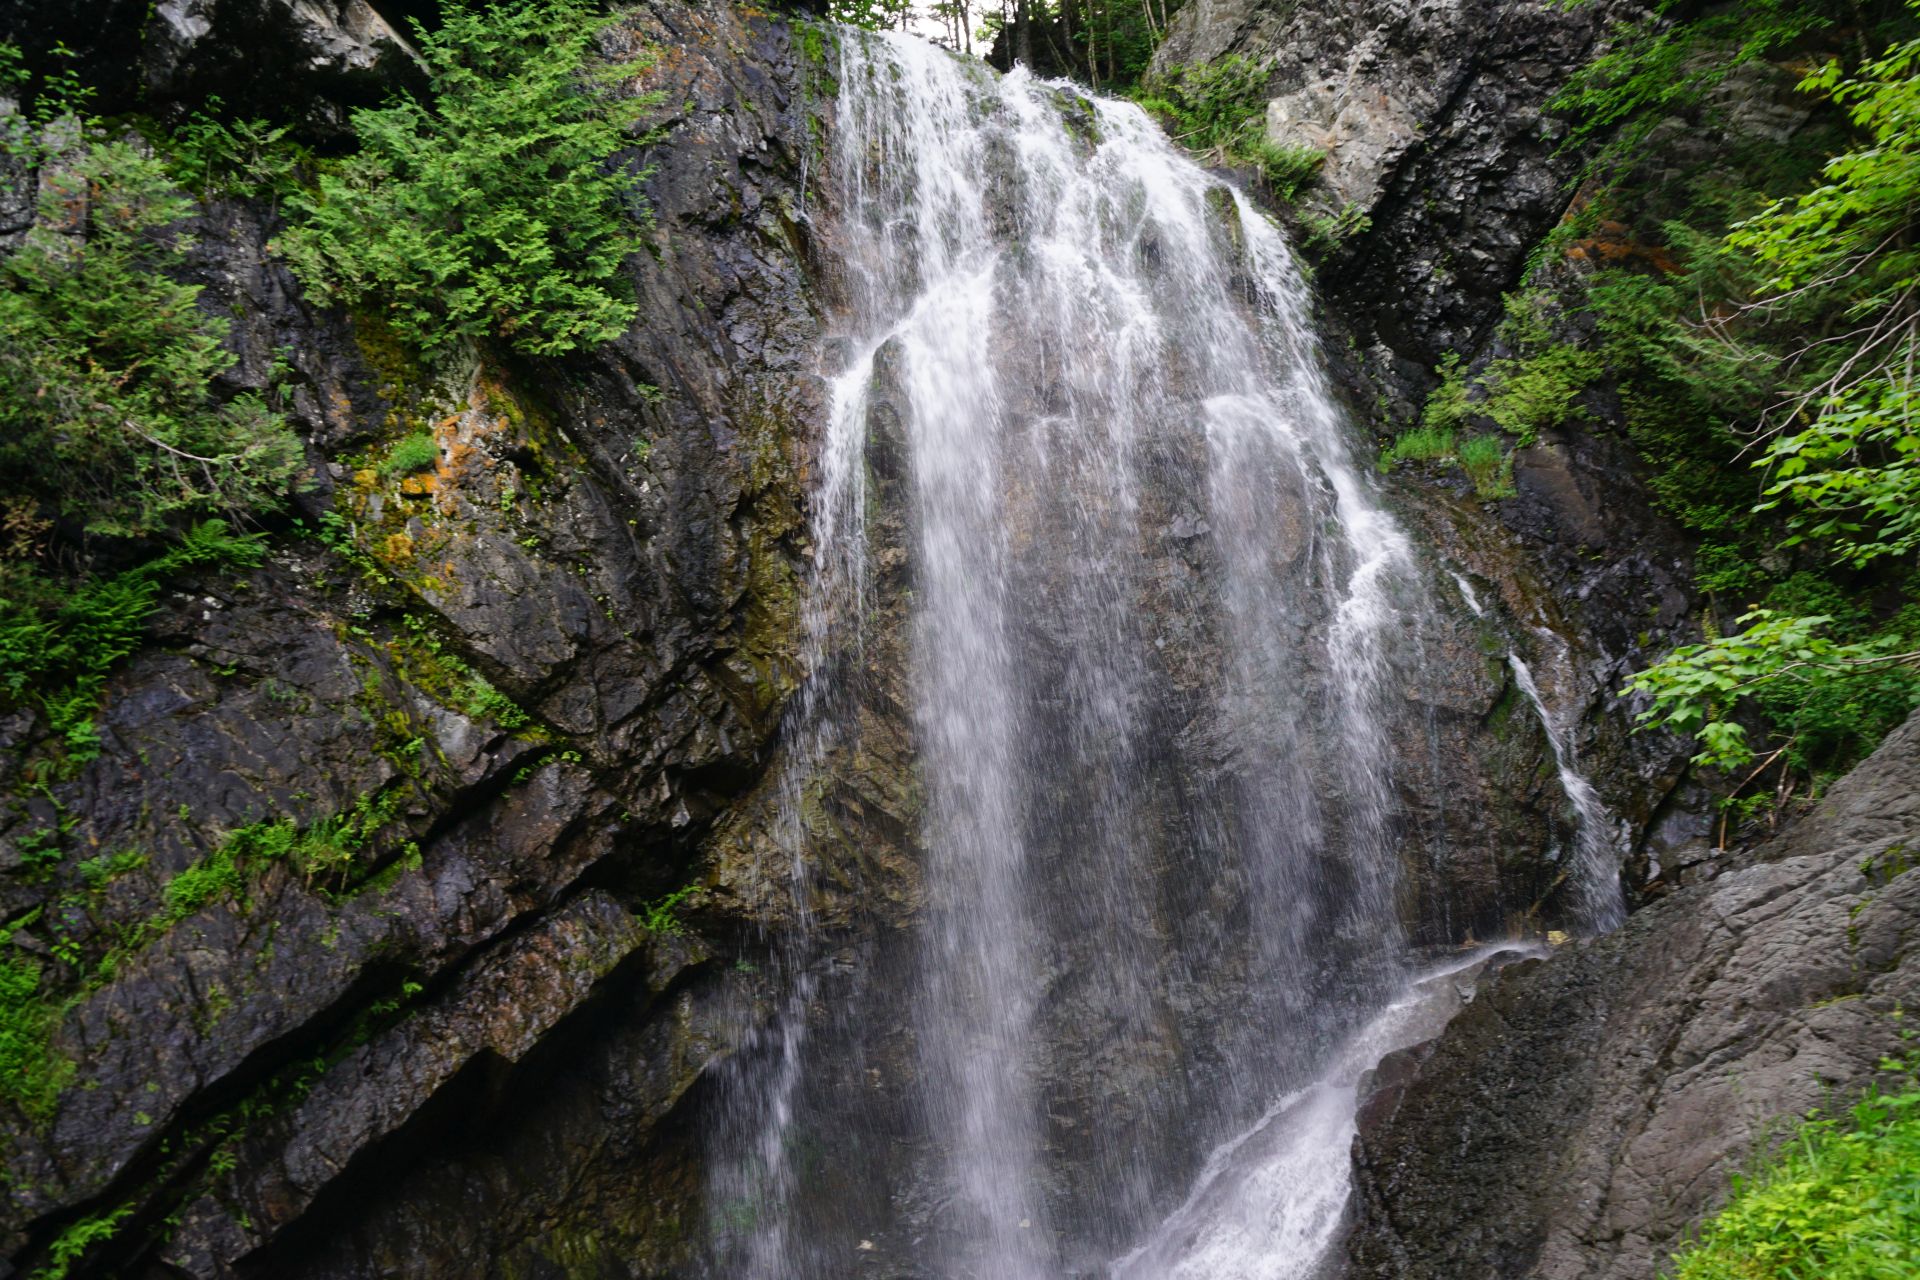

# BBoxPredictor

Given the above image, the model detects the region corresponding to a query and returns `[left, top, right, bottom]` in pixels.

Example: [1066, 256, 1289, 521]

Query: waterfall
[1508, 651, 1628, 933]
[708, 28, 1491, 1276]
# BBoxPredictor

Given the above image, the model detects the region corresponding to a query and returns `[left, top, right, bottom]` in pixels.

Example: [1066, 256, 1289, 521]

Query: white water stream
[706, 29, 1612, 1277]
[1509, 651, 1627, 933]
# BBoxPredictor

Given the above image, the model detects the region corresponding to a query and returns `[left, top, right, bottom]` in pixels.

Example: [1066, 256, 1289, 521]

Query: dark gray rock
[0, 1, 828, 1275]
[1346, 710, 1920, 1280]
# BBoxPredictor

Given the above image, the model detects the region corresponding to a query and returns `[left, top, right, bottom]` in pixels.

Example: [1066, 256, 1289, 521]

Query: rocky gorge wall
[0, 0, 1858, 1276]
[0, 2, 840, 1274]
[1148, 1, 1920, 1274]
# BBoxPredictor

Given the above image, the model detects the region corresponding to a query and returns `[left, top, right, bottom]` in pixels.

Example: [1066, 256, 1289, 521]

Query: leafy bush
[1734, 33, 1920, 571]
[1582, 6, 1920, 781]
[1243, 138, 1324, 201]
[162, 95, 308, 204]
[278, 0, 660, 357]
[1551, 0, 1849, 174]
[1624, 610, 1920, 770]
[1667, 1054, 1920, 1278]
[1135, 55, 1324, 203]
[1135, 55, 1269, 152]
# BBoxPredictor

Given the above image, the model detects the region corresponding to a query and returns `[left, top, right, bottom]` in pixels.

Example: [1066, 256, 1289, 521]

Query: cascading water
[1509, 650, 1628, 933]
[706, 27, 1570, 1277]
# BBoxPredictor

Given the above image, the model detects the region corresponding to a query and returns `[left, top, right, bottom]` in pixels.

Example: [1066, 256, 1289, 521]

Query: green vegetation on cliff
[0, 64, 301, 544]
[0, 50, 296, 766]
[1133, 54, 1325, 199]
[1418, 0, 1920, 799]
[279, 0, 658, 358]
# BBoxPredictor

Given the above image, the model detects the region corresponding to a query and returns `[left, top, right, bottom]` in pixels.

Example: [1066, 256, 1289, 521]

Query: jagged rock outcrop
[0, 0, 422, 138]
[1154, 0, 1646, 405]
[0, 2, 836, 1274]
[1346, 710, 1920, 1279]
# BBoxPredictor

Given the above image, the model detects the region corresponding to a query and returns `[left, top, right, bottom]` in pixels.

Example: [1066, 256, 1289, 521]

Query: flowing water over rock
[1508, 651, 1627, 933]
[709, 29, 1510, 1277]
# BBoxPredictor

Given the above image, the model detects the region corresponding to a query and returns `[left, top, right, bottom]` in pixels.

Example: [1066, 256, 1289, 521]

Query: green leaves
[1728, 29, 1920, 571]
[1622, 610, 1919, 770]
[279, 0, 659, 358]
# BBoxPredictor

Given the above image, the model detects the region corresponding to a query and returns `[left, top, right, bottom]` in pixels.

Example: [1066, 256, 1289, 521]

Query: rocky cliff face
[0, 2, 838, 1274]
[1346, 709, 1920, 1279]
[0, 0, 1818, 1275]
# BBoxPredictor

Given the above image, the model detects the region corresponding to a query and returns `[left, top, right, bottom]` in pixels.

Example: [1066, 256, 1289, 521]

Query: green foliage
[1457, 434, 1516, 499]
[1380, 420, 1514, 500]
[1733, 35, 1920, 570]
[0, 523, 268, 763]
[34, 1202, 133, 1280]
[0, 944, 70, 1119]
[380, 432, 440, 477]
[640, 884, 698, 935]
[1136, 55, 1268, 152]
[392, 613, 530, 728]
[1381, 424, 1455, 466]
[147, 786, 409, 939]
[161, 96, 309, 203]
[1623, 610, 1919, 770]
[1134, 55, 1323, 202]
[1423, 298, 1603, 448]
[0, 129, 302, 541]
[827, 0, 915, 27]
[1480, 344, 1603, 447]
[1243, 138, 1324, 201]
[1300, 201, 1371, 251]
[278, 0, 660, 357]
[1667, 1051, 1920, 1278]
[1559, 4, 1920, 781]
[1551, 0, 1848, 174]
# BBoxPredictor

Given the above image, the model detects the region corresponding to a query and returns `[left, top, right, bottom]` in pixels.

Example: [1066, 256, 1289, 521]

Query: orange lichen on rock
[1564, 219, 1679, 274]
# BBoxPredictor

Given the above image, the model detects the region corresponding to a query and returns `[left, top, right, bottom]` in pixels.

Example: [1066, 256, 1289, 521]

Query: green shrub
[160, 95, 309, 203]
[381, 432, 440, 476]
[1135, 55, 1324, 203]
[1480, 343, 1603, 447]
[279, 0, 661, 357]
[1243, 138, 1324, 201]
[0, 523, 268, 762]
[1667, 1057, 1920, 1278]
[1423, 352, 1473, 433]
[1134, 55, 1270, 152]
[0, 134, 302, 541]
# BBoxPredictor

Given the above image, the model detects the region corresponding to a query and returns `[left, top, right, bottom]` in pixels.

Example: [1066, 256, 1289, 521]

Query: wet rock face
[1346, 711, 1920, 1280]
[0, 2, 830, 1275]
[1155, 0, 1647, 403]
